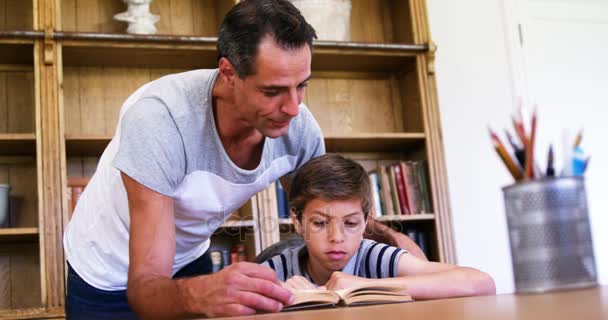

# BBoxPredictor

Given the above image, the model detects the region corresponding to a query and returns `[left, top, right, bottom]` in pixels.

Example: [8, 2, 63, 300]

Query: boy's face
[293, 198, 367, 272]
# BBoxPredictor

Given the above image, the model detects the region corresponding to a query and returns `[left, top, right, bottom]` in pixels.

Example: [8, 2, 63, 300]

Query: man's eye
[263, 90, 280, 97]
[297, 82, 308, 90]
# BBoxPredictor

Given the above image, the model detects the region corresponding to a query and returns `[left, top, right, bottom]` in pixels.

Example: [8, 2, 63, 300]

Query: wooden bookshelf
[0, 228, 38, 243]
[0, 134, 36, 156]
[375, 214, 435, 222]
[0, 0, 455, 316]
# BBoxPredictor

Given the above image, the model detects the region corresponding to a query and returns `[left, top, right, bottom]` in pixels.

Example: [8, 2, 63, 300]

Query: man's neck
[212, 75, 264, 169]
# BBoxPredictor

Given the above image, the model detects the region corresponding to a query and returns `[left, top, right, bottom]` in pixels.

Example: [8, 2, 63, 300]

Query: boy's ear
[290, 209, 303, 235]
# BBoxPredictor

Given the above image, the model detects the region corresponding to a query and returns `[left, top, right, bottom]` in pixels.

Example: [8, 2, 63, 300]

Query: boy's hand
[324, 272, 371, 291]
[282, 275, 323, 291]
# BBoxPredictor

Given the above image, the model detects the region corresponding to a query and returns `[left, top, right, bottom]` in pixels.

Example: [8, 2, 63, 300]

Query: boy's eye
[345, 220, 360, 228]
[312, 220, 327, 227]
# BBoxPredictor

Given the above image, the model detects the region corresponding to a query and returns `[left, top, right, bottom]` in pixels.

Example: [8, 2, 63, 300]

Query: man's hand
[323, 272, 371, 291]
[179, 262, 294, 317]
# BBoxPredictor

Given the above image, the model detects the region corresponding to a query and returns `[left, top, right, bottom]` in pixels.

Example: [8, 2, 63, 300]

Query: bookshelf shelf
[325, 133, 426, 153]
[220, 220, 256, 228]
[65, 133, 427, 157]
[375, 214, 435, 222]
[57, 33, 423, 71]
[0, 228, 39, 243]
[65, 134, 111, 157]
[0, 133, 36, 156]
[278, 218, 293, 226]
[0, 42, 34, 65]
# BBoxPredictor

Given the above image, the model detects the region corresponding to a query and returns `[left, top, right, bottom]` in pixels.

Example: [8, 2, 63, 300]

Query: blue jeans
[66, 251, 212, 320]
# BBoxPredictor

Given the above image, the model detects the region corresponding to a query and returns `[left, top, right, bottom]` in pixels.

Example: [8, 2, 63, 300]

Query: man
[63, 0, 423, 318]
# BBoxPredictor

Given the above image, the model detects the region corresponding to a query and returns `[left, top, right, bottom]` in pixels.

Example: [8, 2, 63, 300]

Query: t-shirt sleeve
[358, 240, 407, 279]
[112, 97, 186, 196]
[260, 254, 289, 282]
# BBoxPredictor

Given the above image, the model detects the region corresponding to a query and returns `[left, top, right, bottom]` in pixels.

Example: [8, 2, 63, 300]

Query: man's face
[295, 198, 367, 272]
[231, 36, 312, 138]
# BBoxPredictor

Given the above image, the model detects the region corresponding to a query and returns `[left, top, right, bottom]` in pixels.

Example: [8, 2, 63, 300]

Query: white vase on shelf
[291, 0, 352, 42]
[114, 0, 160, 35]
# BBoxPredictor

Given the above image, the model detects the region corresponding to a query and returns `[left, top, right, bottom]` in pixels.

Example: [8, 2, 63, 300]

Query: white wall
[427, 0, 608, 294]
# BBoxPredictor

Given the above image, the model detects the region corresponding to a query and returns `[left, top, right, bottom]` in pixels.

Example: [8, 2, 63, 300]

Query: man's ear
[291, 209, 303, 235]
[218, 57, 236, 86]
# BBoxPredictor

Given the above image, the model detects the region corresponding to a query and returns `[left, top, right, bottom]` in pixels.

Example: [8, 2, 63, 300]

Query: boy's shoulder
[355, 239, 407, 279]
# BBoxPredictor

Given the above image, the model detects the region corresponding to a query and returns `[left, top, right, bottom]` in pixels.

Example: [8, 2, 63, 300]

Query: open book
[283, 283, 413, 311]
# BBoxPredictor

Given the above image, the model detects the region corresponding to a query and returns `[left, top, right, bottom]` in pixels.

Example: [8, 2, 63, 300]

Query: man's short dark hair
[289, 154, 371, 221]
[217, 0, 317, 78]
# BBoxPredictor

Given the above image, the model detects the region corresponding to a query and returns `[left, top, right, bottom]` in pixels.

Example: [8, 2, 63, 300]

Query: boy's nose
[328, 221, 345, 243]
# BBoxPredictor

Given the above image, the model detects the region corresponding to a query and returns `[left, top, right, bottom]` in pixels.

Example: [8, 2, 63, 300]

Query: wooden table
[215, 286, 608, 320]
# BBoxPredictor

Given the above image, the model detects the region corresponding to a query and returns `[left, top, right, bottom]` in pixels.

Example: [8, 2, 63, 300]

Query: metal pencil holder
[502, 177, 597, 293]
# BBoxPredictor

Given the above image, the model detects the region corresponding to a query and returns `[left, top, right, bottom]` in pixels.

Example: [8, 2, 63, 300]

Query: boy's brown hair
[288, 154, 371, 220]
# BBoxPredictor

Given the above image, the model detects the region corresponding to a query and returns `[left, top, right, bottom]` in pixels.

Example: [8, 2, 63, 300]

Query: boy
[261, 154, 496, 300]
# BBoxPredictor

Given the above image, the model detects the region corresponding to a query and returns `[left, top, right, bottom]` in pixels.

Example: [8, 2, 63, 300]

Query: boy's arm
[391, 254, 496, 300]
[324, 255, 495, 300]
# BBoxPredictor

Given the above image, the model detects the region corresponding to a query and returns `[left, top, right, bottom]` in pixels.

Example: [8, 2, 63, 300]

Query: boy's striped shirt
[260, 239, 407, 282]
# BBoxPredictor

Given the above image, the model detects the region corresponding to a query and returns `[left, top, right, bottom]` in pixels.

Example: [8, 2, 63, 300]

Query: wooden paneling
[0, 0, 33, 30]
[349, 0, 414, 44]
[391, 0, 415, 44]
[0, 243, 41, 309]
[0, 71, 35, 134]
[61, 0, 234, 36]
[398, 68, 424, 132]
[306, 74, 422, 135]
[0, 162, 38, 228]
[66, 156, 99, 178]
[62, 66, 184, 136]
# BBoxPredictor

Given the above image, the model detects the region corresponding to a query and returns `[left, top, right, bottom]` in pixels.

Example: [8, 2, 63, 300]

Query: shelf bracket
[43, 28, 55, 65]
[426, 41, 437, 75]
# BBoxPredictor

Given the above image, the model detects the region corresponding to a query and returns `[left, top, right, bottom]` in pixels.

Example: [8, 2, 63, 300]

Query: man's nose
[280, 89, 300, 117]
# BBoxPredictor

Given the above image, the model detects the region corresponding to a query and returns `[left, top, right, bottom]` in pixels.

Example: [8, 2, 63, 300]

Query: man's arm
[123, 173, 293, 319]
[364, 218, 428, 261]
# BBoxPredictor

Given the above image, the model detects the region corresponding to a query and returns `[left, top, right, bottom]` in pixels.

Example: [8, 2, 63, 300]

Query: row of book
[368, 161, 432, 216]
[209, 244, 247, 272]
[404, 228, 431, 258]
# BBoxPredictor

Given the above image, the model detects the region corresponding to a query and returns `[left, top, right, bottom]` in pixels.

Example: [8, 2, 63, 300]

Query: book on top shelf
[284, 282, 413, 312]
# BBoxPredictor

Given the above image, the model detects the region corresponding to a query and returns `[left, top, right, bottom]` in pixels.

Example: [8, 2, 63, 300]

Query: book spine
[404, 161, 421, 214]
[210, 250, 222, 273]
[416, 231, 429, 258]
[275, 181, 289, 219]
[378, 166, 394, 216]
[399, 162, 414, 215]
[368, 172, 383, 217]
[388, 165, 402, 216]
[416, 161, 432, 213]
[392, 164, 410, 215]
[66, 186, 73, 221]
[72, 186, 83, 213]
